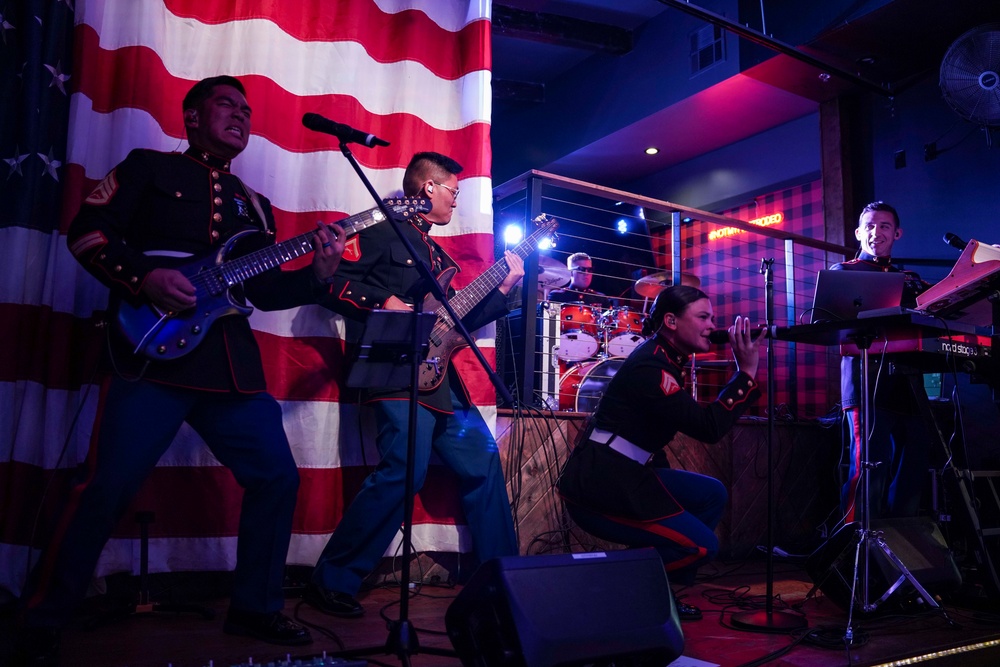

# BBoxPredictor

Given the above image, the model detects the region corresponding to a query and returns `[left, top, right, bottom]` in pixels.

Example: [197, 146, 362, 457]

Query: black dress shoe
[12, 626, 60, 666]
[303, 584, 364, 618]
[675, 599, 703, 622]
[223, 609, 312, 646]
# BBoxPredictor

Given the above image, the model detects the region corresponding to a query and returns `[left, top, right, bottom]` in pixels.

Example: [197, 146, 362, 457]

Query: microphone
[708, 328, 767, 345]
[302, 113, 390, 148]
[943, 232, 968, 251]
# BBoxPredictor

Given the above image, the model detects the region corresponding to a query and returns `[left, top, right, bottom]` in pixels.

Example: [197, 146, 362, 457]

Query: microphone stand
[731, 258, 807, 632]
[332, 140, 513, 664]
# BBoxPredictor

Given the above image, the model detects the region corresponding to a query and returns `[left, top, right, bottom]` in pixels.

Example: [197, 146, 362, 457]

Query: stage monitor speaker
[445, 548, 684, 667]
[806, 517, 961, 611]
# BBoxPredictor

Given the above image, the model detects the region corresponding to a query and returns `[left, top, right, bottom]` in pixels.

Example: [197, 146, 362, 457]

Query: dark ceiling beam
[492, 4, 633, 55]
[656, 0, 895, 97]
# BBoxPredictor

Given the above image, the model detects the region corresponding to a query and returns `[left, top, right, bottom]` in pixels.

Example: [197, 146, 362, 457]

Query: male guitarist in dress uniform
[16, 76, 344, 664]
[306, 152, 523, 618]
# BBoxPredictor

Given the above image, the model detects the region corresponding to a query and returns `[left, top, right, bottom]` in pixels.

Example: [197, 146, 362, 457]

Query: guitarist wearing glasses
[17, 76, 344, 661]
[307, 152, 524, 618]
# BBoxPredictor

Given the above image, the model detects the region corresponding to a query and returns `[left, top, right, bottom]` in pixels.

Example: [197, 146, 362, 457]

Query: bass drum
[557, 358, 624, 412]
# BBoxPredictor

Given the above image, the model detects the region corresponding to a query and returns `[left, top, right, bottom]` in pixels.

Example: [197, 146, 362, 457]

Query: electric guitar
[418, 214, 558, 391]
[117, 198, 430, 361]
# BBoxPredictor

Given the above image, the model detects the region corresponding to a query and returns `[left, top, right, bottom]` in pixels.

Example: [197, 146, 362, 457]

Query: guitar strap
[236, 177, 271, 234]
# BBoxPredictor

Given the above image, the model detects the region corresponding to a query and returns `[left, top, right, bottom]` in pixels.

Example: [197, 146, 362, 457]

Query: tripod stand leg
[865, 533, 942, 613]
[844, 528, 863, 644]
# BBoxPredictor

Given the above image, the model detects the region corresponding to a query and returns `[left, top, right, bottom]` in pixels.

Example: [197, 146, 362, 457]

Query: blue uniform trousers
[566, 468, 726, 585]
[311, 387, 517, 596]
[23, 377, 299, 626]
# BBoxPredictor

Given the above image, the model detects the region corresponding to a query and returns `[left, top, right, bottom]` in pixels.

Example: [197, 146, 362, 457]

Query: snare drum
[556, 303, 599, 362]
[557, 358, 624, 412]
[604, 307, 645, 357]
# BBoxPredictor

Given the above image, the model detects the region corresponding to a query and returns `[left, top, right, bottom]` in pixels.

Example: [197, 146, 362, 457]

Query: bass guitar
[118, 198, 430, 361]
[418, 214, 558, 391]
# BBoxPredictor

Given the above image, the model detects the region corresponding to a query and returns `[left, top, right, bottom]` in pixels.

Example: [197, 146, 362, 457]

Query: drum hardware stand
[834, 330, 944, 643]
[732, 258, 806, 632]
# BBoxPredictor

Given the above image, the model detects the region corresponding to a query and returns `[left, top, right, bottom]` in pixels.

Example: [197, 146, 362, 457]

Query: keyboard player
[832, 201, 933, 522]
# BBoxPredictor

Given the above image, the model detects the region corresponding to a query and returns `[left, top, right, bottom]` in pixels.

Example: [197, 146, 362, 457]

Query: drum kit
[554, 304, 645, 362]
[546, 270, 701, 411]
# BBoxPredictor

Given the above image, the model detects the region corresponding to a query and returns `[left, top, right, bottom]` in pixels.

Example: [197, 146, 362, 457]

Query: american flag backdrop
[0, 0, 497, 597]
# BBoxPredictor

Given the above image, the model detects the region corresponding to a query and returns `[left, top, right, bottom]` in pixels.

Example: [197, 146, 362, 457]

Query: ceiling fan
[939, 24, 1000, 141]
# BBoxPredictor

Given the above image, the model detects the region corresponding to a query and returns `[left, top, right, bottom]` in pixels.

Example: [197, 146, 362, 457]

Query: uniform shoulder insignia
[660, 370, 681, 397]
[343, 236, 361, 262]
[84, 168, 119, 205]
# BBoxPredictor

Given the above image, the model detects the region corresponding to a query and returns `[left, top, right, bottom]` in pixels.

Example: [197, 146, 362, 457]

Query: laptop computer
[808, 270, 906, 323]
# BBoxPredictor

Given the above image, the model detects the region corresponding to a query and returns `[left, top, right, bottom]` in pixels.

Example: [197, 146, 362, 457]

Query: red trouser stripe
[600, 514, 708, 572]
[844, 407, 862, 523]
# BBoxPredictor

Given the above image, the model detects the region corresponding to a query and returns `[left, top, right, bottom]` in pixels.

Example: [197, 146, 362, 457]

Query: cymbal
[537, 256, 571, 288]
[634, 272, 701, 297]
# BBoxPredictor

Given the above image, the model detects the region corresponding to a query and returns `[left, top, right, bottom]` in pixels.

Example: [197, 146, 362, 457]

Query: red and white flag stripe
[0, 0, 496, 595]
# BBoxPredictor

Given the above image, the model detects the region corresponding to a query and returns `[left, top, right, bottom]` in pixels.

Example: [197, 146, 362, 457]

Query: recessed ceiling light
[645, 147, 659, 155]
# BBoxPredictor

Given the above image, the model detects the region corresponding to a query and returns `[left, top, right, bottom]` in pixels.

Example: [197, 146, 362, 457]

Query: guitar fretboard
[433, 217, 558, 328]
[189, 199, 426, 293]
[217, 207, 387, 286]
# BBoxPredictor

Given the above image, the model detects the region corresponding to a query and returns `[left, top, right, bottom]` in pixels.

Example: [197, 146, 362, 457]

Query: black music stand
[335, 309, 458, 664]
[346, 310, 436, 390]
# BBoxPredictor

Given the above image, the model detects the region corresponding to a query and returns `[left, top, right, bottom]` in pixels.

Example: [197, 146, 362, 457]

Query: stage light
[645, 147, 659, 155]
[538, 236, 555, 250]
[503, 224, 523, 245]
[616, 218, 629, 234]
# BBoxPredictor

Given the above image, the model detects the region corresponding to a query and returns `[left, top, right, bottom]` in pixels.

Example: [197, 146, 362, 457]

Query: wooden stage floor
[4, 556, 999, 667]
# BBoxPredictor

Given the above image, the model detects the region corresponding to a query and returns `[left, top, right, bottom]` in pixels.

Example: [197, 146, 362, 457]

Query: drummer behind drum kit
[537, 270, 701, 412]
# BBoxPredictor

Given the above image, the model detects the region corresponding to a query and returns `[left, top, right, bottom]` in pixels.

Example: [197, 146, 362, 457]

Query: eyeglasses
[572, 267, 593, 273]
[433, 182, 460, 199]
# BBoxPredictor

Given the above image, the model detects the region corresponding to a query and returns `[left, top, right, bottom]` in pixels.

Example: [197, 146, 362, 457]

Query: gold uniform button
[345, 290, 352, 295]
[726, 398, 734, 406]
[213, 213, 222, 222]
[214, 197, 223, 206]
[99, 253, 106, 260]
[130, 276, 138, 284]
[174, 191, 182, 198]
[214, 183, 222, 192]
[737, 389, 744, 396]
[406, 259, 413, 265]
[211, 230, 220, 240]
[360, 296, 367, 302]
[211, 170, 220, 179]
[114, 265, 122, 272]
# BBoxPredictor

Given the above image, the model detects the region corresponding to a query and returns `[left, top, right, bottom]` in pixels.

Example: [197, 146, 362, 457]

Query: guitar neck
[441, 221, 556, 322]
[217, 206, 386, 286]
